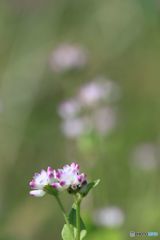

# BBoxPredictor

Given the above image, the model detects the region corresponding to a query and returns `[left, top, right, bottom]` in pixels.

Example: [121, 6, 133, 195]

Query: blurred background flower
[49, 43, 88, 73]
[130, 143, 158, 171]
[58, 77, 120, 139]
[93, 206, 125, 228]
[78, 78, 121, 106]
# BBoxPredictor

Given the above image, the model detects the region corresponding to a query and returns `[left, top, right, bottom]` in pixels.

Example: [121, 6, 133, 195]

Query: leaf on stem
[61, 224, 74, 240]
[61, 204, 87, 240]
[79, 179, 100, 197]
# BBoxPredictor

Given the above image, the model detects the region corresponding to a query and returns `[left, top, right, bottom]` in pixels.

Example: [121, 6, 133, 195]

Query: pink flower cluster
[29, 162, 87, 197]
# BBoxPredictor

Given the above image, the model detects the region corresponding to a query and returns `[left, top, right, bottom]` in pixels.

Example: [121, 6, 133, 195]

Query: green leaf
[79, 179, 100, 197]
[69, 204, 87, 240]
[69, 204, 85, 229]
[61, 204, 87, 240]
[61, 224, 74, 240]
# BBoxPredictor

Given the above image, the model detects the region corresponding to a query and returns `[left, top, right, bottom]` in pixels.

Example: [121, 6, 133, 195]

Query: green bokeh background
[0, 0, 160, 239]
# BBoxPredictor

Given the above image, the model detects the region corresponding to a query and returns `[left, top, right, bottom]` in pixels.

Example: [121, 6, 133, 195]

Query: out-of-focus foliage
[0, 0, 160, 239]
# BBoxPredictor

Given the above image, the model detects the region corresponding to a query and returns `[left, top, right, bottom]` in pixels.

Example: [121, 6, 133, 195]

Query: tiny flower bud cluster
[29, 162, 87, 197]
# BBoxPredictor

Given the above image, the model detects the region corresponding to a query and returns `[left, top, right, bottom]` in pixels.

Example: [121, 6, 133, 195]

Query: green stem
[55, 196, 67, 221]
[76, 199, 81, 240]
[55, 195, 74, 239]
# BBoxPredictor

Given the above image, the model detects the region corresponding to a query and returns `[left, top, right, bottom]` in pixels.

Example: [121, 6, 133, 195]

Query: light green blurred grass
[0, 0, 160, 239]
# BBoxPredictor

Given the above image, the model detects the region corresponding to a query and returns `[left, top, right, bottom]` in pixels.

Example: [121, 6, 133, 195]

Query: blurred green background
[0, 0, 160, 239]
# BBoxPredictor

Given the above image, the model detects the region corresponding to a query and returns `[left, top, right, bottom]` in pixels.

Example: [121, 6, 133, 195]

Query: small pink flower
[29, 167, 56, 197]
[52, 162, 87, 191]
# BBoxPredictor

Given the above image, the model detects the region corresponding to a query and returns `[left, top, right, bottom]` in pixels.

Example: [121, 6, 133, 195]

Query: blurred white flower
[58, 99, 81, 119]
[49, 43, 88, 72]
[93, 206, 125, 228]
[131, 143, 158, 170]
[92, 107, 117, 135]
[61, 117, 90, 139]
[78, 78, 121, 106]
[78, 81, 106, 106]
[58, 77, 121, 138]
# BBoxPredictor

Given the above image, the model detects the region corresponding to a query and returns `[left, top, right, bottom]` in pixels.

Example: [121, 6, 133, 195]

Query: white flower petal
[33, 170, 49, 188]
[29, 190, 46, 197]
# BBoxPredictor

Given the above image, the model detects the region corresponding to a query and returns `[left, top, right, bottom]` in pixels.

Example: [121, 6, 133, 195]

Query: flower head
[49, 44, 88, 72]
[52, 162, 87, 192]
[29, 167, 56, 197]
[29, 163, 87, 196]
